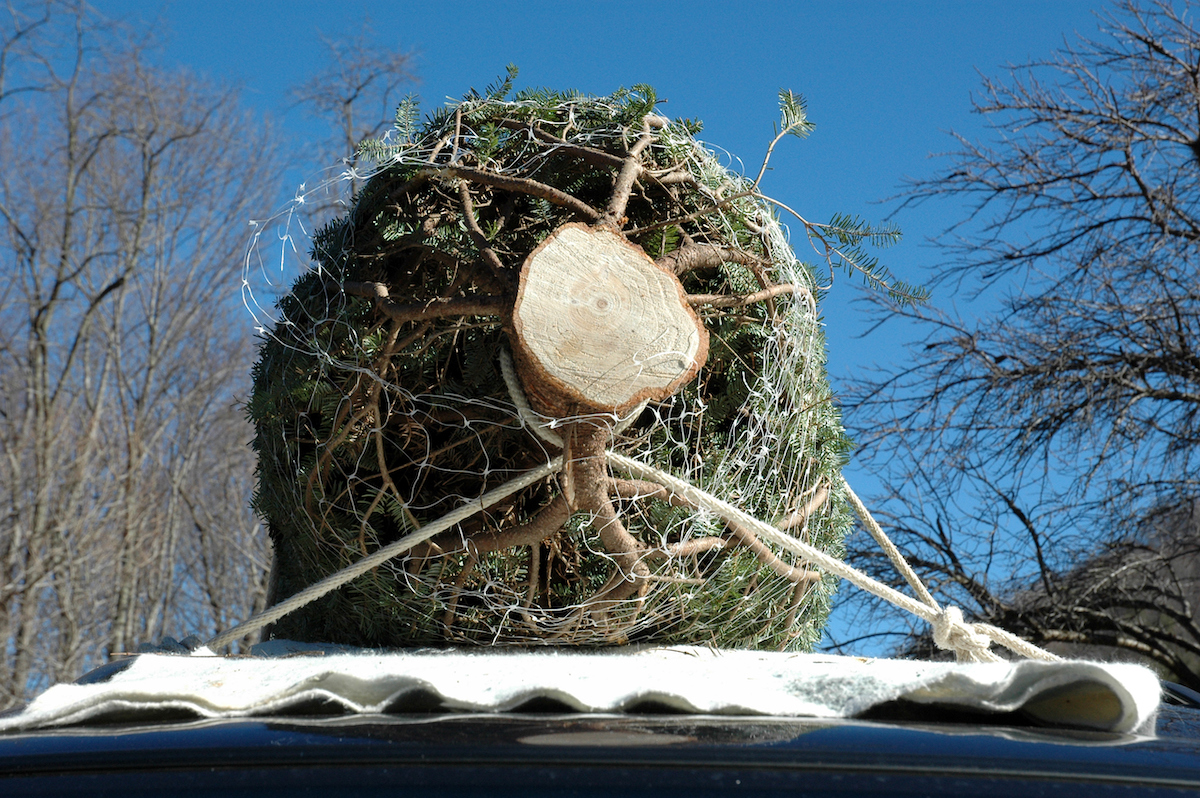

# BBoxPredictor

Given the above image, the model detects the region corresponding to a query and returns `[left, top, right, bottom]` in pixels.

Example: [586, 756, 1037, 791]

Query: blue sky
[94, 0, 1105, 372]
[94, 0, 1111, 651]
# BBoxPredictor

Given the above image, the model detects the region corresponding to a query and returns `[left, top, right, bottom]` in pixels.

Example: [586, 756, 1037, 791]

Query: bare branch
[656, 243, 766, 276]
[343, 281, 506, 323]
[425, 164, 601, 222]
[688, 283, 807, 309]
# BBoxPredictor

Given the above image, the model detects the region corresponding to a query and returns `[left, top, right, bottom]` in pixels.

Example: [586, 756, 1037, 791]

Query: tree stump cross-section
[510, 223, 710, 419]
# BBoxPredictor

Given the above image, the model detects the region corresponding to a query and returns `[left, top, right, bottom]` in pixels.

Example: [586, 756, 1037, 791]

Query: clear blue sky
[95, 0, 1109, 652]
[94, 0, 1105, 379]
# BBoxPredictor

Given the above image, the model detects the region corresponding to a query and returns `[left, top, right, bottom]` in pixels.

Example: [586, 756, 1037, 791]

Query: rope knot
[932, 606, 997, 663]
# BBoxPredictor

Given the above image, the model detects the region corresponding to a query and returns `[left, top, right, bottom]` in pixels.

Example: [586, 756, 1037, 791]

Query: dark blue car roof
[2, 703, 1199, 796]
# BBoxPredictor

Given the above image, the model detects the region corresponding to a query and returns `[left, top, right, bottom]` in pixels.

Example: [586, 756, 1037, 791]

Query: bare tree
[841, 0, 1200, 687]
[0, 2, 423, 705]
[0, 1, 277, 706]
[288, 21, 417, 217]
[291, 23, 417, 159]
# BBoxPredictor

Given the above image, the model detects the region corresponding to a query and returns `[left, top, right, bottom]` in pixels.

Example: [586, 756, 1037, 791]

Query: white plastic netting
[230, 86, 1058, 664]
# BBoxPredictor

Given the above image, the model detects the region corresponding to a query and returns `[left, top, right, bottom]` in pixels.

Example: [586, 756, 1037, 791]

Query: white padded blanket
[0, 646, 1161, 734]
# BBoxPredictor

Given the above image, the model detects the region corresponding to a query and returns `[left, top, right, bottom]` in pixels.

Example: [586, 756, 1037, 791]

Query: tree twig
[688, 283, 809, 309]
[342, 281, 506, 322]
[424, 164, 601, 222]
[655, 243, 766, 276]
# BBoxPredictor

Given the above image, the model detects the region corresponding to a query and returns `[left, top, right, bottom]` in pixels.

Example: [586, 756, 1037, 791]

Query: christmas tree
[249, 72, 909, 649]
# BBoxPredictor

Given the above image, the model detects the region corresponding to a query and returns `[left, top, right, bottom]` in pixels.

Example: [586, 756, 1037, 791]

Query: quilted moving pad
[0, 646, 1161, 734]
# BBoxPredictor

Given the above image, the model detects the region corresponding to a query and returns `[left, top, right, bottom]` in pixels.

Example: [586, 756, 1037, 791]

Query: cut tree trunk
[509, 223, 709, 418]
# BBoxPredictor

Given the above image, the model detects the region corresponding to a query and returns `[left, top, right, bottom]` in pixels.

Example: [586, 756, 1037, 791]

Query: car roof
[2, 708, 1200, 796]
[1, 647, 1192, 795]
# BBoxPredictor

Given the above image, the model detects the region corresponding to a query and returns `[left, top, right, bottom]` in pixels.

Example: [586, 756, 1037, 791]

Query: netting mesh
[243, 82, 852, 650]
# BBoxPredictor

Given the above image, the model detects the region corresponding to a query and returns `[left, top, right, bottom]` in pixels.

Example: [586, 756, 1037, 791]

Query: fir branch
[656, 243, 767, 275]
[604, 113, 667, 224]
[495, 119, 627, 169]
[758, 193, 927, 305]
[342, 281, 506, 322]
[457, 179, 512, 288]
[625, 188, 758, 236]
[688, 283, 809, 309]
[752, 89, 815, 188]
[424, 164, 601, 222]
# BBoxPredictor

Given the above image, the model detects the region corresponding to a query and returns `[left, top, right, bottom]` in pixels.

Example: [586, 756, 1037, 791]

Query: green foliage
[823, 213, 926, 304]
[778, 89, 815, 139]
[468, 63, 520, 102]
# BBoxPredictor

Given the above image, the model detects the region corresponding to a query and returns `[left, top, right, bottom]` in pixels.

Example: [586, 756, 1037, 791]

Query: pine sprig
[819, 213, 926, 304]
[393, 94, 421, 143]
[750, 93, 925, 306]
[468, 63, 520, 102]
[778, 89, 815, 139]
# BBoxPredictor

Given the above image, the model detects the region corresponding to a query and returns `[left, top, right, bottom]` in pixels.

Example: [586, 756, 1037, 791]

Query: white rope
[206, 449, 1060, 662]
[842, 481, 938, 610]
[499, 347, 564, 447]
[932, 606, 994, 661]
[204, 456, 563, 652]
[839, 483, 1060, 662]
[498, 346, 646, 448]
[206, 415, 1059, 661]
[606, 451, 1061, 664]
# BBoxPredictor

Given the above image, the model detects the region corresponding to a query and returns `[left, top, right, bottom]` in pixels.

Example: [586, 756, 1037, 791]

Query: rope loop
[932, 606, 1001, 663]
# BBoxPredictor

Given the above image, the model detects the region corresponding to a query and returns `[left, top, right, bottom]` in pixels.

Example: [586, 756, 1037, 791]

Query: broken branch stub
[510, 223, 709, 418]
